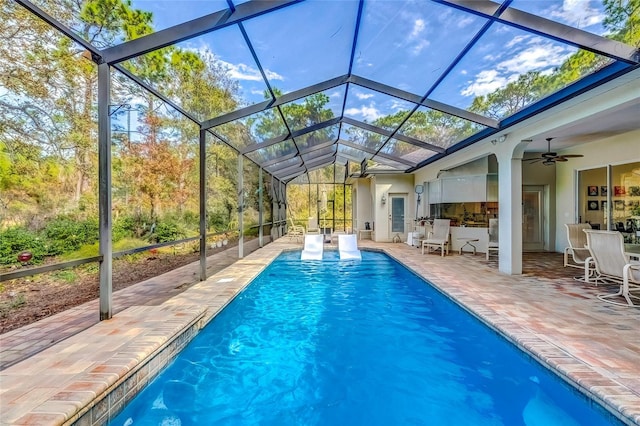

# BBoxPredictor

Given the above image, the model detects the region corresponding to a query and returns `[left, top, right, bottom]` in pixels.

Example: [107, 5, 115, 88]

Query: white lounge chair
[286, 217, 305, 242]
[421, 219, 450, 256]
[338, 234, 361, 260]
[486, 218, 499, 261]
[301, 234, 324, 260]
[584, 230, 640, 307]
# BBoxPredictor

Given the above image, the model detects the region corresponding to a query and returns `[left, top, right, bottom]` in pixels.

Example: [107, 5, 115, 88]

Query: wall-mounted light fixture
[381, 194, 387, 205]
[415, 185, 424, 218]
[490, 134, 508, 145]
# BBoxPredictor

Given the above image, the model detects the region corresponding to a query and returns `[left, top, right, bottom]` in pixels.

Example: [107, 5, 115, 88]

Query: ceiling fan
[524, 137, 584, 166]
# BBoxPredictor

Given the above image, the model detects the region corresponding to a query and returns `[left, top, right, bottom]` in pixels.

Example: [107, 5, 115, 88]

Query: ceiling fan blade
[558, 154, 584, 158]
[554, 157, 569, 162]
[541, 152, 557, 158]
[523, 158, 543, 163]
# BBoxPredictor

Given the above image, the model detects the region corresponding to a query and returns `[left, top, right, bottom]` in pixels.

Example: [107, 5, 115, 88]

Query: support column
[199, 129, 207, 281]
[238, 154, 244, 258]
[495, 140, 530, 275]
[258, 168, 264, 247]
[98, 62, 112, 320]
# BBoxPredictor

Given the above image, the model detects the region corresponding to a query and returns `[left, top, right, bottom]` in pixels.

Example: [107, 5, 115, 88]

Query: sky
[121, 0, 609, 126]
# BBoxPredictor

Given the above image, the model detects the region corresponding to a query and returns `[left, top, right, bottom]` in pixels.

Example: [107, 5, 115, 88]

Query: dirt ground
[0, 250, 203, 334]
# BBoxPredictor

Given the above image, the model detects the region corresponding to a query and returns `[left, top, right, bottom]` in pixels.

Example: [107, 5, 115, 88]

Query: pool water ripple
[112, 251, 622, 426]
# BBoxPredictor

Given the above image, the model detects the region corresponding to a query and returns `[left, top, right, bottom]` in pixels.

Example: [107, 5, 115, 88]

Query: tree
[0, 0, 154, 228]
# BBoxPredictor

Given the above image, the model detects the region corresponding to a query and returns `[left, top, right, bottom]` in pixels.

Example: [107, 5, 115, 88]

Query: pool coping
[1, 241, 638, 425]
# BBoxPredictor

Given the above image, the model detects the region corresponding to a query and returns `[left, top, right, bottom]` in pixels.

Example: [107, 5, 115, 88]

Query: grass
[0, 293, 26, 318]
[52, 269, 78, 283]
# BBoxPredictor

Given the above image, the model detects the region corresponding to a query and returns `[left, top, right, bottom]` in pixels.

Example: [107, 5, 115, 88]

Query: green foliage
[52, 269, 78, 283]
[207, 211, 228, 231]
[181, 211, 200, 229]
[243, 226, 259, 238]
[113, 237, 148, 252]
[62, 242, 99, 260]
[603, 0, 640, 46]
[43, 217, 99, 255]
[0, 227, 47, 264]
[113, 213, 154, 241]
[152, 220, 186, 243]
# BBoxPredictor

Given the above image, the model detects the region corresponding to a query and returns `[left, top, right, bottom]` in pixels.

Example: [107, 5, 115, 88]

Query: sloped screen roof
[19, 0, 639, 183]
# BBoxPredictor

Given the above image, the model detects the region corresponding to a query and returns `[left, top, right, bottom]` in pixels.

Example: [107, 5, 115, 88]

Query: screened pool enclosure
[2, 0, 638, 319]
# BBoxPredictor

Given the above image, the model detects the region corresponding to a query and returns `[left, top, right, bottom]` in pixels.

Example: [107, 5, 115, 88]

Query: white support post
[495, 140, 530, 275]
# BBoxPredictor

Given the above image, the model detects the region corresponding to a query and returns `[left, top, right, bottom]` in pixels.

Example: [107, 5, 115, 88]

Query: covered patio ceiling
[19, 0, 640, 184]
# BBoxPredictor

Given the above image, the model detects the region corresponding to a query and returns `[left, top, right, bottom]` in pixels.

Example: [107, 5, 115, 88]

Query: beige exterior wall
[351, 177, 373, 233]
[372, 174, 415, 242]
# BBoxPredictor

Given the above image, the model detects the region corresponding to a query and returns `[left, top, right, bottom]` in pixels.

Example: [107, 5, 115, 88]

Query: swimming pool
[112, 250, 621, 425]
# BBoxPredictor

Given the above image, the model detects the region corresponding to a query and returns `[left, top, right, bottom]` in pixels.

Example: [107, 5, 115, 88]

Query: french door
[389, 194, 407, 240]
[523, 185, 545, 251]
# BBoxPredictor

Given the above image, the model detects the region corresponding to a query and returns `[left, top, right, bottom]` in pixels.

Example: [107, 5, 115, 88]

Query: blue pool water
[112, 250, 621, 425]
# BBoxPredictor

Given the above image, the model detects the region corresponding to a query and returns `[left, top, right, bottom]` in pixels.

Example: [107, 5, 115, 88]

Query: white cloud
[411, 18, 425, 38]
[461, 69, 506, 97]
[461, 40, 572, 97]
[505, 35, 530, 49]
[389, 100, 407, 110]
[551, 0, 604, 29]
[457, 16, 475, 29]
[345, 105, 382, 121]
[399, 14, 430, 56]
[355, 92, 374, 100]
[412, 39, 430, 55]
[499, 42, 570, 75]
[329, 90, 342, 98]
[220, 60, 284, 82]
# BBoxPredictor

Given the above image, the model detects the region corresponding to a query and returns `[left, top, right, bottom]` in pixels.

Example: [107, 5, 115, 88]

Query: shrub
[207, 211, 228, 231]
[181, 211, 200, 229]
[113, 214, 154, 241]
[0, 227, 47, 265]
[62, 242, 99, 260]
[152, 221, 186, 243]
[43, 217, 99, 255]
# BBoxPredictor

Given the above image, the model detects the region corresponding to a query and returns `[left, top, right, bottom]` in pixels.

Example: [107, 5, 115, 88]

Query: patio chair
[564, 223, 598, 285]
[564, 224, 592, 268]
[307, 217, 320, 234]
[584, 230, 640, 307]
[338, 234, 361, 260]
[286, 217, 305, 242]
[486, 218, 499, 260]
[421, 219, 450, 256]
[301, 234, 324, 260]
